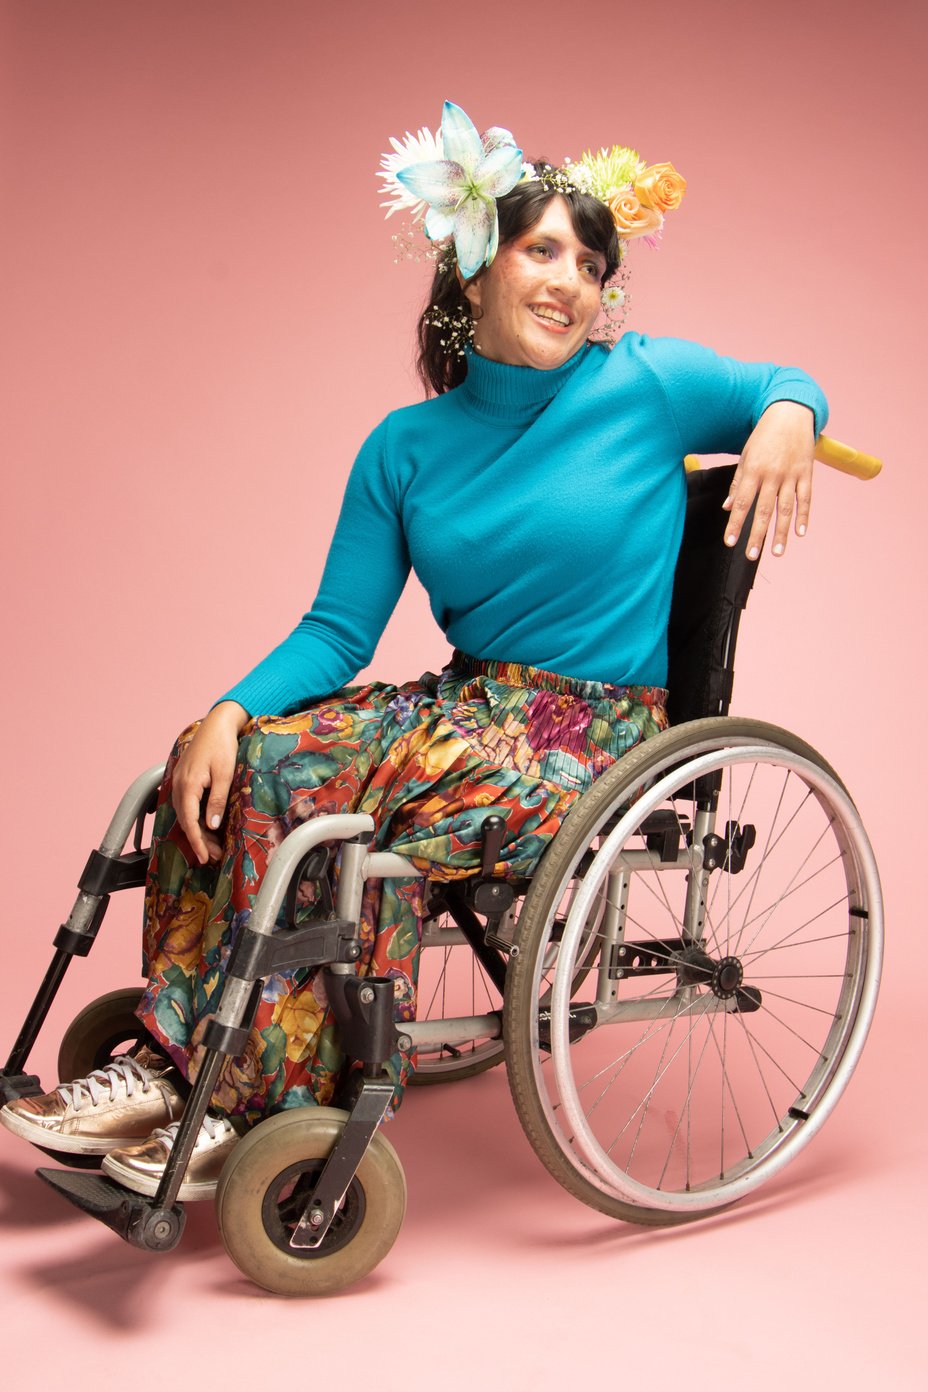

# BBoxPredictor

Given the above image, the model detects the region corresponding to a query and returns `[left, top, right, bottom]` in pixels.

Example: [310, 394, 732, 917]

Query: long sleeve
[635, 335, 829, 458]
[216, 419, 412, 716]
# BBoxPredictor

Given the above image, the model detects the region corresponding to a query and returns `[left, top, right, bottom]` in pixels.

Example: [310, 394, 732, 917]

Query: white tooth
[532, 306, 569, 325]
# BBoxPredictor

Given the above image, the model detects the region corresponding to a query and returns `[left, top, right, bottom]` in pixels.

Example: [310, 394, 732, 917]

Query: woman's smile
[528, 303, 574, 330]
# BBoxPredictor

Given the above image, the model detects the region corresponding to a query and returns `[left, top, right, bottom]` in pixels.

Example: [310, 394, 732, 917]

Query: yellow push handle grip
[814, 435, 882, 480]
[684, 433, 882, 480]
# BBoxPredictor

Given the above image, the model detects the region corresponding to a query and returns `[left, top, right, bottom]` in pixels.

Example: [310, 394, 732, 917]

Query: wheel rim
[261, 1160, 366, 1258]
[528, 742, 882, 1213]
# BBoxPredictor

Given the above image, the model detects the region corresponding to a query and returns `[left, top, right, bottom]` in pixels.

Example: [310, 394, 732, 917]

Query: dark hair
[416, 163, 621, 396]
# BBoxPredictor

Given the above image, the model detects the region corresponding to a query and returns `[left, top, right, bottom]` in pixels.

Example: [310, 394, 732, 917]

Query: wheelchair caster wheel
[215, 1108, 406, 1296]
[56, 987, 145, 1082]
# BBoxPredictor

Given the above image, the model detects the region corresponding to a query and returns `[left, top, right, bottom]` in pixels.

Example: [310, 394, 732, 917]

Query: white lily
[392, 101, 524, 280]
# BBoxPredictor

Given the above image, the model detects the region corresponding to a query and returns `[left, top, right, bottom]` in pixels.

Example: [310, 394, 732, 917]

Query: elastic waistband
[448, 650, 668, 706]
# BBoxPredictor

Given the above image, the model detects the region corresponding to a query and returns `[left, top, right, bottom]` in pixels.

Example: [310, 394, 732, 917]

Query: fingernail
[209, 814, 221, 829]
[722, 496, 732, 510]
[725, 533, 736, 547]
[748, 545, 759, 560]
[773, 542, 784, 556]
[798, 524, 806, 536]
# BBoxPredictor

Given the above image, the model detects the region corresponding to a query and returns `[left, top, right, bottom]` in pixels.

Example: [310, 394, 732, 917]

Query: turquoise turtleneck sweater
[219, 334, 828, 716]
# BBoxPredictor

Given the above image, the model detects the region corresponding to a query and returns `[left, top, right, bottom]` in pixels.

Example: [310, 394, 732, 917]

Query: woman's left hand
[721, 400, 816, 558]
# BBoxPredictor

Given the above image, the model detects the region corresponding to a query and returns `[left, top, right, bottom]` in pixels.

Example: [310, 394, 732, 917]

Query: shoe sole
[101, 1146, 239, 1202]
[0, 1105, 154, 1156]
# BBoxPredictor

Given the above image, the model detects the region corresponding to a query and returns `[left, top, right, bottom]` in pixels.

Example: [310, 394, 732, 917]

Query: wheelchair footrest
[36, 1168, 186, 1251]
[0, 1070, 44, 1105]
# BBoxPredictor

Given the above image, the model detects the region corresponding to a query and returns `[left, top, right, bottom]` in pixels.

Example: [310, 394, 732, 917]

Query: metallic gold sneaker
[0, 1046, 185, 1155]
[102, 1114, 241, 1201]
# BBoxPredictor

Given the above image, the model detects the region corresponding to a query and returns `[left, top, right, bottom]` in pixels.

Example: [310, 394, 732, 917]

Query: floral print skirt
[138, 652, 668, 1122]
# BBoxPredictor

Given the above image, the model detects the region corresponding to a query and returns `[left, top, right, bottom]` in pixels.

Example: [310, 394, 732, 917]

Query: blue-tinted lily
[394, 101, 524, 279]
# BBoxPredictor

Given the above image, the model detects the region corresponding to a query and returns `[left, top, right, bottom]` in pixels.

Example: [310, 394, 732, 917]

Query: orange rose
[607, 190, 663, 240]
[634, 162, 686, 213]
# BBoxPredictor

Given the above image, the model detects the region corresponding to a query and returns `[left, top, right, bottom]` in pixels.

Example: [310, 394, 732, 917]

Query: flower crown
[377, 100, 686, 282]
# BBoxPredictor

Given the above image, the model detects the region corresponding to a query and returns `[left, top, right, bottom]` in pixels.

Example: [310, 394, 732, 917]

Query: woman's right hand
[172, 700, 250, 865]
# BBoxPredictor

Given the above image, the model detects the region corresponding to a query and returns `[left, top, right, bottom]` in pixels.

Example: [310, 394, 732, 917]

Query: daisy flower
[377, 125, 444, 220]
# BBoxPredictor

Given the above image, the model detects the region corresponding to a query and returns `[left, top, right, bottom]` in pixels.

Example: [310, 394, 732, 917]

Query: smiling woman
[1, 99, 828, 1214]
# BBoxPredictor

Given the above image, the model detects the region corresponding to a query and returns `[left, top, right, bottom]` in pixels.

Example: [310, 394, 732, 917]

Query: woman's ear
[457, 264, 482, 314]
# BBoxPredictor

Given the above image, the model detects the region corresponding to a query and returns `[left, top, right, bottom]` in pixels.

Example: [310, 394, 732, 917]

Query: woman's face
[463, 196, 606, 370]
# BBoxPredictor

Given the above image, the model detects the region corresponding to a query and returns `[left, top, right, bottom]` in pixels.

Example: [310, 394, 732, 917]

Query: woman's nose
[547, 258, 581, 293]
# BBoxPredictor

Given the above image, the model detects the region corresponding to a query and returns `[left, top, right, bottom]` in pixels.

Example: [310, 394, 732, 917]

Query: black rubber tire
[215, 1108, 406, 1295]
[504, 716, 870, 1226]
[56, 987, 146, 1082]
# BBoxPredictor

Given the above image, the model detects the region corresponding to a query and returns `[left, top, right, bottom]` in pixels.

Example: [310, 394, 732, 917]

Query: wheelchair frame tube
[3, 763, 166, 1081]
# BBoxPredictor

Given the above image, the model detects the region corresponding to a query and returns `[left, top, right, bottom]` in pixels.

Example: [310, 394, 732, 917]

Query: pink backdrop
[1, 0, 923, 1383]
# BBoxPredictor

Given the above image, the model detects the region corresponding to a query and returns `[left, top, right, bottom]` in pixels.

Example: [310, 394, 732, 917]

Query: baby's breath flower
[423, 304, 474, 357]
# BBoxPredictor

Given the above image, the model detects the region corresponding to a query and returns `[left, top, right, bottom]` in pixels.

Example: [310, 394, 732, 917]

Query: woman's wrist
[209, 699, 251, 735]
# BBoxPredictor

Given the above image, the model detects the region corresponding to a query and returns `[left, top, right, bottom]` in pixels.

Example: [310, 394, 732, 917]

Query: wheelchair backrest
[666, 463, 760, 726]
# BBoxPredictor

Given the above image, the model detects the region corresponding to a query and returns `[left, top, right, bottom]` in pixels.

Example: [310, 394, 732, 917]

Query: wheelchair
[0, 461, 883, 1296]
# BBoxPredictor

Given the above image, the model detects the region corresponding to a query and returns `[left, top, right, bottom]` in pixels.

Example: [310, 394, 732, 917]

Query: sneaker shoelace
[57, 1054, 156, 1112]
[150, 1114, 237, 1150]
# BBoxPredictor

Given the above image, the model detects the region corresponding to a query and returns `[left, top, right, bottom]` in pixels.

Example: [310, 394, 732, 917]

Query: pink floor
[1, 979, 922, 1390]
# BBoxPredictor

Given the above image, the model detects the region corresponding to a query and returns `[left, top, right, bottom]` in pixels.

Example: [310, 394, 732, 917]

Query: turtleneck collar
[458, 343, 590, 421]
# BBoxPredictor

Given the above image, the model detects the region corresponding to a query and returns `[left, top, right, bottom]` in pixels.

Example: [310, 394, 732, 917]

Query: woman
[0, 103, 825, 1197]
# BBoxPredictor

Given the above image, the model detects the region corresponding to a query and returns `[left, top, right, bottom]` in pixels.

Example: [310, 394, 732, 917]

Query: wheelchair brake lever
[480, 815, 506, 877]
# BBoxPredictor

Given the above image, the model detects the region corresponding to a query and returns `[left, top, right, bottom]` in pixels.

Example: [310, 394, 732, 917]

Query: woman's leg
[139, 693, 399, 1121]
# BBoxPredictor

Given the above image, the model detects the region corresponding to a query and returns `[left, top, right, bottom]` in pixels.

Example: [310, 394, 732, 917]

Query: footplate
[36, 1168, 186, 1251]
[0, 1070, 44, 1105]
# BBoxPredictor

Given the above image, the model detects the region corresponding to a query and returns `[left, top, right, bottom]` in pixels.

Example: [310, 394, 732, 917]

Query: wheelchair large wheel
[505, 718, 882, 1225]
[56, 987, 146, 1082]
[411, 882, 604, 1085]
[410, 900, 508, 1084]
[215, 1108, 406, 1295]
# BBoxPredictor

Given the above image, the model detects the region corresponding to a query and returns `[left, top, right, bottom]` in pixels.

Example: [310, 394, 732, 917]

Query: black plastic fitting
[226, 916, 361, 983]
[325, 973, 397, 1069]
[79, 848, 150, 897]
